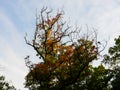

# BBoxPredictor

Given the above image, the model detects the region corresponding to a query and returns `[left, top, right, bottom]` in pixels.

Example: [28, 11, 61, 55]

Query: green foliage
[104, 35, 120, 66]
[111, 71, 120, 90]
[0, 75, 16, 90]
[67, 65, 112, 90]
[103, 35, 120, 90]
[85, 65, 112, 90]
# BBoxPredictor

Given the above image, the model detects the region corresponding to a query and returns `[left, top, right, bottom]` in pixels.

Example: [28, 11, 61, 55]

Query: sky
[0, 0, 120, 90]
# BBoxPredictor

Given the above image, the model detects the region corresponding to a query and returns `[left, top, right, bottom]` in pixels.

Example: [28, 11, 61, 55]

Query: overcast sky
[0, 0, 120, 89]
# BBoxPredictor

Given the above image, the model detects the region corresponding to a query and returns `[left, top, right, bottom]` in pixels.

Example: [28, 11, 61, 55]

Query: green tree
[103, 36, 120, 90]
[104, 35, 120, 68]
[66, 64, 113, 90]
[111, 71, 120, 90]
[85, 65, 113, 90]
[0, 75, 16, 90]
[24, 7, 104, 90]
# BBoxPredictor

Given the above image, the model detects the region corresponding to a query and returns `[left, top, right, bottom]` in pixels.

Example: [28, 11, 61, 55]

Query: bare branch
[24, 34, 33, 47]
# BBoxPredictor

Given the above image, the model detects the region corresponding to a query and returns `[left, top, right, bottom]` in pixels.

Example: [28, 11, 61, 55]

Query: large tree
[24, 7, 104, 90]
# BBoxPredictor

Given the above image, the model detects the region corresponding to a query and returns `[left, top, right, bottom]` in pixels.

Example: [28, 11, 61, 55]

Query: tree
[0, 75, 16, 90]
[104, 35, 120, 68]
[24, 7, 104, 90]
[111, 71, 120, 90]
[85, 65, 113, 90]
[103, 35, 120, 90]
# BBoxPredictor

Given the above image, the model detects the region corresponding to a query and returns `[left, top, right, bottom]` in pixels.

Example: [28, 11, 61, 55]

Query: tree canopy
[24, 7, 106, 90]
[23, 7, 120, 90]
